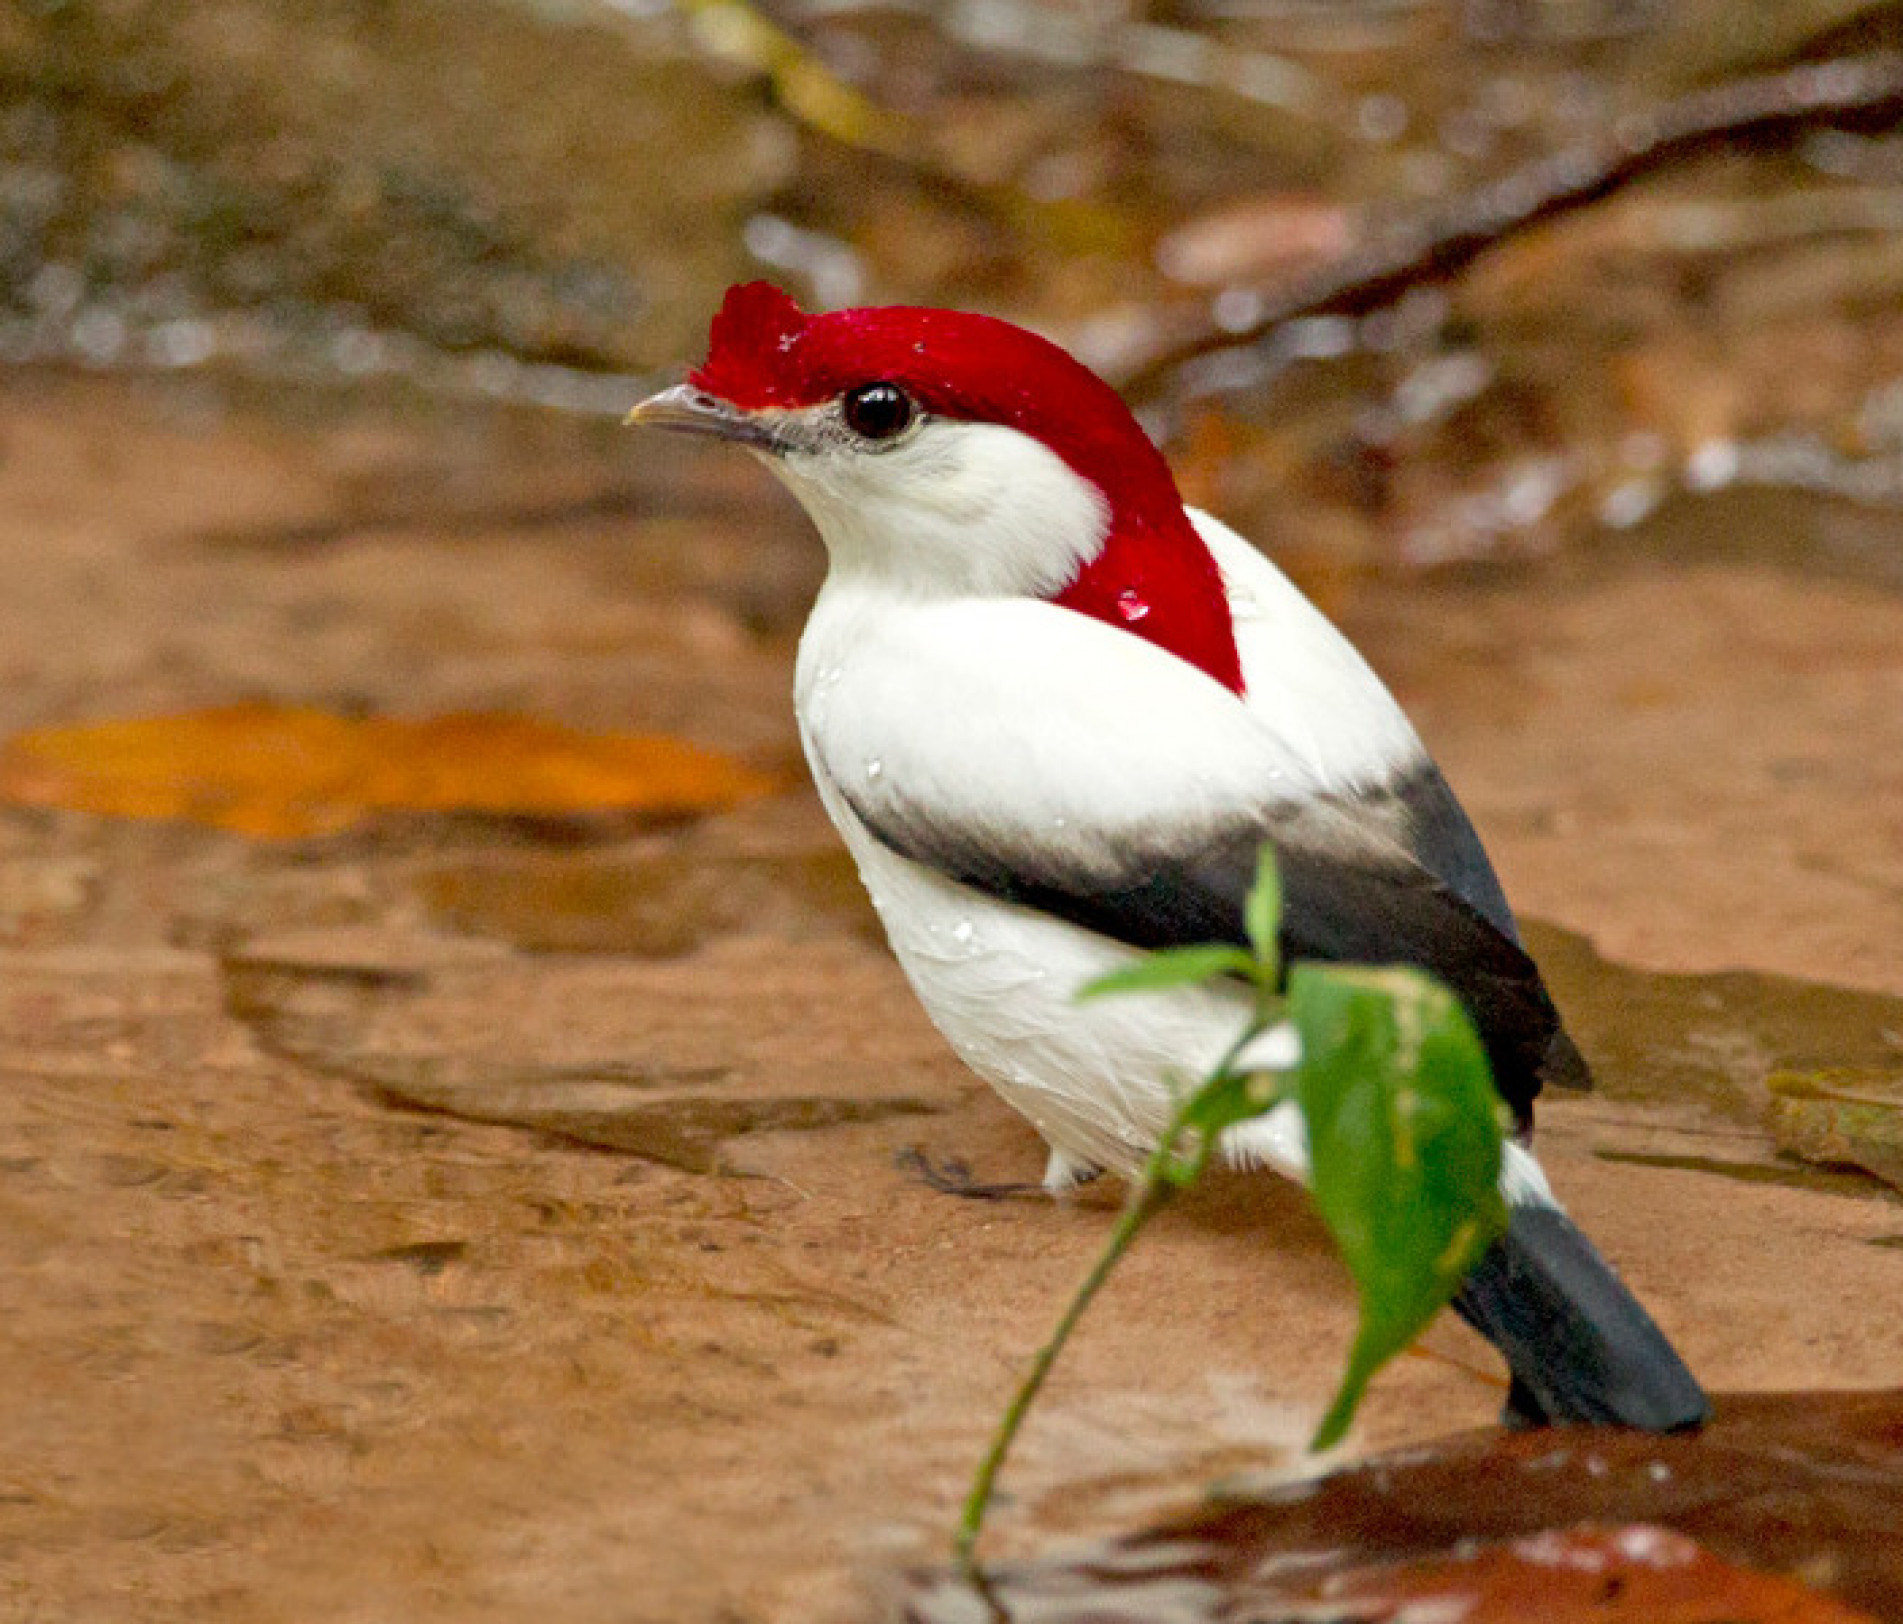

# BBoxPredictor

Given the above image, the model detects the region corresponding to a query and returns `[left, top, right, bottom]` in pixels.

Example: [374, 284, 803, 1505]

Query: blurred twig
[664, 0, 1143, 258]
[669, 0, 914, 157]
[1121, 52, 1903, 401]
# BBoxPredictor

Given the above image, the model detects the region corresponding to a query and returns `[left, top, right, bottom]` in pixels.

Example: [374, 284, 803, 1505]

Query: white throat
[764, 419, 1108, 600]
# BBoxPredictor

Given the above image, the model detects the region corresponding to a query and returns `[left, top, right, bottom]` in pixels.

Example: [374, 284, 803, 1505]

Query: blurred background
[9, 0, 1903, 585]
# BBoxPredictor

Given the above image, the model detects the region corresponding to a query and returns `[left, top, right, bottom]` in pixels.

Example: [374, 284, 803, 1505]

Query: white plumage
[790, 460, 1425, 1192]
[629, 283, 1709, 1431]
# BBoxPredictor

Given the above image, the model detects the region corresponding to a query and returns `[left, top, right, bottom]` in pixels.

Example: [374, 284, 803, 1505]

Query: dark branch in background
[1119, 52, 1903, 402]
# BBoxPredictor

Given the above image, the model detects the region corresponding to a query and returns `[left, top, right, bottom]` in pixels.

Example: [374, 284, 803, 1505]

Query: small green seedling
[955, 845, 1507, 1577]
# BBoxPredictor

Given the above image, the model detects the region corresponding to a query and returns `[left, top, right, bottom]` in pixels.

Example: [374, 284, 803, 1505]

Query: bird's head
[631, 282, 1242, 692]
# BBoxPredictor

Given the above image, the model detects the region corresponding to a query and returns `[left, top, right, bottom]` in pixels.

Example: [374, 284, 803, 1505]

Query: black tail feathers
[1452, 1202, 1709, 1432]
[1541, 1025, 1594, 1094]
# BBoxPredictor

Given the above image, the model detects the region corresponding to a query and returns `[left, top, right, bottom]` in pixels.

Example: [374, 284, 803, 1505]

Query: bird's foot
[1040, 1146, 1105, 1195]
[895, 1146, 1048, 1202]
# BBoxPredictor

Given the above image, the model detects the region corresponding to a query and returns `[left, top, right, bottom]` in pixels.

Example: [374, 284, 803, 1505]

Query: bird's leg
[895, 1145, 1077, 1202]
[1040, 1146, 1105, 1195]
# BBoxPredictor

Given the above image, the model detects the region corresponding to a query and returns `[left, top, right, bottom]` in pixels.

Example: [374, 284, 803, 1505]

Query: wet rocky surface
[0, 371, 1900, 1621]
[5, 4, 1903, 1616]
[906, 1388, 1903, 1623]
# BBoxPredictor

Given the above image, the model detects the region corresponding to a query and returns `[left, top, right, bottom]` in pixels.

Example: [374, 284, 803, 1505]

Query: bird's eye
[841, 382, 914, 442]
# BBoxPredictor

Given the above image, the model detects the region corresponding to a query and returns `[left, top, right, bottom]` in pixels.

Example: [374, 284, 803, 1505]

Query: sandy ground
[0, 373, 1900, 1623]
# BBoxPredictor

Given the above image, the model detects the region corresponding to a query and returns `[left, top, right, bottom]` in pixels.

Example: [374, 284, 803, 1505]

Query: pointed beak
[625, 384, 785, 452]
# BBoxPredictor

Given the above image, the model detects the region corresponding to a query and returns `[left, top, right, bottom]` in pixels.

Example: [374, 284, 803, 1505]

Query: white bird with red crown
[632, 281, 1707, 1432]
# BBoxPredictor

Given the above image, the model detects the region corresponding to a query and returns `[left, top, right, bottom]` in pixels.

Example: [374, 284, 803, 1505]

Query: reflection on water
[906, 1387, 1903, 1623]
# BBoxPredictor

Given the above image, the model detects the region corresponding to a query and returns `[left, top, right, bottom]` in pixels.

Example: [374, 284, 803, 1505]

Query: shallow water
[1530, 920, 1903, 1118]
[2, 352, 1900, 1624]
[905, 1388, 1903, 1623]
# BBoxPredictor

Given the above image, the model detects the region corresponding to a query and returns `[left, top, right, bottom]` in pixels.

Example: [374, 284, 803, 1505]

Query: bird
[630, 279, 1709, 1433]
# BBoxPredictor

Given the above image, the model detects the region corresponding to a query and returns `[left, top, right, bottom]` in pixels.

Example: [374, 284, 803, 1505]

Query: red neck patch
[1052, 512, 1243, 695]
[694, 282, 1244, 695]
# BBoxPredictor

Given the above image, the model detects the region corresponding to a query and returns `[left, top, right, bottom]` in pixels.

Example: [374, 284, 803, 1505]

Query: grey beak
[625, 383, 785, 452]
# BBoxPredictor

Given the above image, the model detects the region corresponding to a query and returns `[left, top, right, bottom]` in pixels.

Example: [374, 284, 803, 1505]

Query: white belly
[807, 761, 1302, 1187]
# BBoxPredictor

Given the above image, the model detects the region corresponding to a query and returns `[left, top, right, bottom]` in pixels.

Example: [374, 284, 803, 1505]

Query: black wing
[844, 771, 1578, 1127]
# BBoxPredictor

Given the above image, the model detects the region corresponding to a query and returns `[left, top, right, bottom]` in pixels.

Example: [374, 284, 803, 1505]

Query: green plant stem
[953, 1012, 1282, 1582]
[948, 845, 1509, 1588]
[953, 1172, 1175, 1581]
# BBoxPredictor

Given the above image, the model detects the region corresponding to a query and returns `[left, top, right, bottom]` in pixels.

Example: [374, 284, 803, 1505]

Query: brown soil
[1, 374, 1899, 1623]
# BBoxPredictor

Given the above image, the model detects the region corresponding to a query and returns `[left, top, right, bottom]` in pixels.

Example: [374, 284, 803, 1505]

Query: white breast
[814, 763, 1288, 1184]
[794, 575, 1321, 1187]
[790, 512, 1556, 1212]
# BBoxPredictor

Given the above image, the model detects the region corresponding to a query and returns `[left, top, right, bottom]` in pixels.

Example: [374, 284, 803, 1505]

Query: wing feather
[811, 594, 1570, 1123]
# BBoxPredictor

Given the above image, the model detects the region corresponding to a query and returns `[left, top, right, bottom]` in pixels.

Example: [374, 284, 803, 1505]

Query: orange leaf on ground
[0, 704, 782, 839]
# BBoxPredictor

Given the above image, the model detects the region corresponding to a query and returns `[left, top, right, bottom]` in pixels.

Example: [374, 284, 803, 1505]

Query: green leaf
[1243, 842, 1283, 977]
[1180, 1057, 1288, 1140]
[1158, 1075, 1284, 1188]
[1288, 964, 1508, 1452]
[1076, 944, 1257, 1002]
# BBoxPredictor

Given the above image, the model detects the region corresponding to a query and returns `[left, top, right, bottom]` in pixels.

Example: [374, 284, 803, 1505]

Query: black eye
[841, 382, 914, 441]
